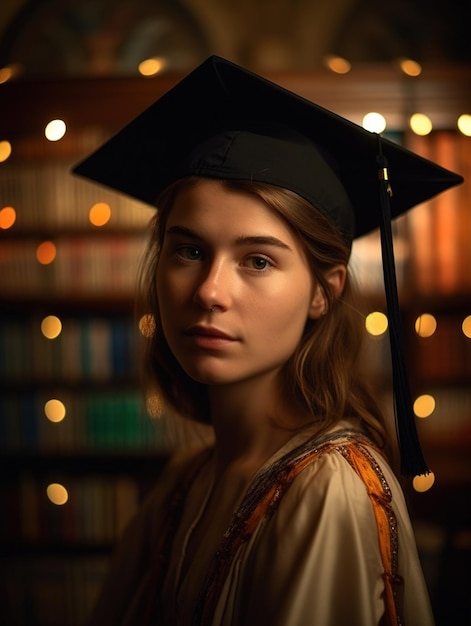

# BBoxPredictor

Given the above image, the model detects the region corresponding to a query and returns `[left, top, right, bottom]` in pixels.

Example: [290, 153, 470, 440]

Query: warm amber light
[413, 394, 436, 418]
[413, 472, 435, 492]
[36, 241, 57, 265]
[362, 112, 386, 133]
[415, 313, 437, 337]
[89, 202, 111, 226]
[41, 315, 62, 339]
[398, 58, 422, 77]
[45, 119, 67, 141]
[138, 57, 167, 76]
[0, 64, 20, 83]
[323, 55, 351, 74]
[0, 206, 16, 229]
[0, 67, 13, 83]
[410, 113, 433, 136]
[462, 315, 471, 338]
[47, 483, 68, 505]
[139, 314, 156, 338]
[365, 312, 388, 336]
[457, 114, 471, 136]
[0, 140, 12, 162]
[44, 399, 66, 423]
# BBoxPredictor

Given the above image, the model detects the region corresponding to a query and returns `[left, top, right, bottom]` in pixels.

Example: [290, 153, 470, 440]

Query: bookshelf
[1, 71, 470, 625]
[0, 83, 169, 626]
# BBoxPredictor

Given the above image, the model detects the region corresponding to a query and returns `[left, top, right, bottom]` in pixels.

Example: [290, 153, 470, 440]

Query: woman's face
[156, 179, 322, 389]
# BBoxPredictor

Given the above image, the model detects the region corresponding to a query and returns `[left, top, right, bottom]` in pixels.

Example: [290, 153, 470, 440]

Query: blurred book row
[0, 160, 153, 229]
[1, 316, 141, 382]
[0, 236, 146, 296]
[0, 390, 162, 453]
[2, 472, 142, 546]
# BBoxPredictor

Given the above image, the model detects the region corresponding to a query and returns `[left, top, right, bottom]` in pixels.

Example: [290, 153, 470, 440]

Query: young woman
[75, 56, 462, 625]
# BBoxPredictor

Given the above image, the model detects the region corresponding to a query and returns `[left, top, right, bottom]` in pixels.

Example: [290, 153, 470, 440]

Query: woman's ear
[308, 264, 347, 320]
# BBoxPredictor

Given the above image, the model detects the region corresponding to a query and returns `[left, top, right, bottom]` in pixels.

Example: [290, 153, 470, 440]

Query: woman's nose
[193, 259, 232, 312]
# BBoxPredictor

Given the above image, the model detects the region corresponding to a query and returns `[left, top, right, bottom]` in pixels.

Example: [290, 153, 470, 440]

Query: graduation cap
[73, 55, 463, 476]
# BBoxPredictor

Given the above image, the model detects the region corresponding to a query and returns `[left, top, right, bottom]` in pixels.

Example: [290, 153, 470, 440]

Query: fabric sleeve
[233, 448, 434, 626]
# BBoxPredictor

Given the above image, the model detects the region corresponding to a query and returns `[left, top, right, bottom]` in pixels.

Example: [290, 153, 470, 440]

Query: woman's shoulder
[283, 428, 400, 505]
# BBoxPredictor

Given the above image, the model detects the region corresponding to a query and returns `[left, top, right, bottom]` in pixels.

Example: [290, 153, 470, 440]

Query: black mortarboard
[73, 55, 463, 476]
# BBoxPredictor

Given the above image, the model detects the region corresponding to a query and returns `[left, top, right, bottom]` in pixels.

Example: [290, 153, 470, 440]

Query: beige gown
[87, 421, 435, 626]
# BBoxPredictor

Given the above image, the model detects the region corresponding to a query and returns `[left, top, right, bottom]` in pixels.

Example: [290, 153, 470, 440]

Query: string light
[462, 315, 471, 338]
[457, 114, 471, 136]
[0, 63, 20, 83]
[413, 394, 436, 418]
[41, 315, 62, 339]
[45, 119, 67, 141]
[44, 399, 66, 423]
[138, 57, 167, 76]
[362, 112, 386, 133]
[323, 55, 351, 74]
[415, 313, 437, 337]
[47, 483, 68, 505]
[0, 206, 16, 229]
[0, 140, 12, 162]
[36, 241, 57, 265]
[398, 58, 422, 77]
[89, 202, 111, 226]
[365, 311, 388, 336]
[410, 113, 433, 136]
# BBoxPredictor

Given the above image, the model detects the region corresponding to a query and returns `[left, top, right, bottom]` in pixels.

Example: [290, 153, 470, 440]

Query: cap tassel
[376, 135, 429, 477]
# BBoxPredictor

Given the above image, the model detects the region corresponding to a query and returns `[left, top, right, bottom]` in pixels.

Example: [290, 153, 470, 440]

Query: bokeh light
[36, 241, 57, 265]
[415, 313, 437, 337]
[462, 315, 471, 338]
[45, 119, 67, 141]
[365, 311, 388, 336]
[41, 315, 62, 339]
[89, 202, 111, 226]
[44, 399, 66, 423]
[410, 113, 433, 136]
[413, 394, 436, 418]
[47, 483, 68, 505]
[398, 58, 422, 77]
[362, 112, 387, 133]
[138, 57, 167, 76]
[0, 206, 16, 229]
[0, 140, 12, 162]
[323, 55, 351, 74]
[457, 114, 471, 136]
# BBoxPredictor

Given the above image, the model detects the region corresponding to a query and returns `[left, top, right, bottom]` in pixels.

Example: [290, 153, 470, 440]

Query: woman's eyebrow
[234, 235, 292, 251]
[165, 225, 292, 251]
[165, 225, 203, 240]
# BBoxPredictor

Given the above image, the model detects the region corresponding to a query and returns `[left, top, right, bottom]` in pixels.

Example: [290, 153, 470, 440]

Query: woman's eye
[177, 246, 202, 261]
[246, 256, 271, 271]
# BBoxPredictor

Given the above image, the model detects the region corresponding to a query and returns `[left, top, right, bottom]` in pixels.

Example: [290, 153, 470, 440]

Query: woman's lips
[184, 325, 237, 348]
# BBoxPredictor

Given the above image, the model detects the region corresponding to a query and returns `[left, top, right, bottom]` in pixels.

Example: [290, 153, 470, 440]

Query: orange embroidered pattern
[147, 431, 402, 625]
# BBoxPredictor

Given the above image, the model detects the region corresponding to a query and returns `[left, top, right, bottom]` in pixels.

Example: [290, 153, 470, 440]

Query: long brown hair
[138, 177, 389, 450]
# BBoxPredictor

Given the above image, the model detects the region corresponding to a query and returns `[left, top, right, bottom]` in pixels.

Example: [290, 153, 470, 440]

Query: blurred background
[0, 1, 470, 624]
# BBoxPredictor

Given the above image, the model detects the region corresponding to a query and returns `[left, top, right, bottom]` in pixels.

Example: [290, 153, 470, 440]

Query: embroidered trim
[146, 431, 402, 626]
[338, 442, 403, 626]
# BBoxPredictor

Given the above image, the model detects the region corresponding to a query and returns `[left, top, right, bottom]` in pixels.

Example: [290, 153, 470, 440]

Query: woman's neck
[207, 375, 313, 473]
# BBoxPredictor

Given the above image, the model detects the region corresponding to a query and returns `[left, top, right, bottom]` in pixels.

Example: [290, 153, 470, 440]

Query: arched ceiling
[0, 0, 469, 78]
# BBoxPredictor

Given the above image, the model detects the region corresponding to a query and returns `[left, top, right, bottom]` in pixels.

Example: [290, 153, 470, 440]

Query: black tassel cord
[375, 135, 429, 477]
